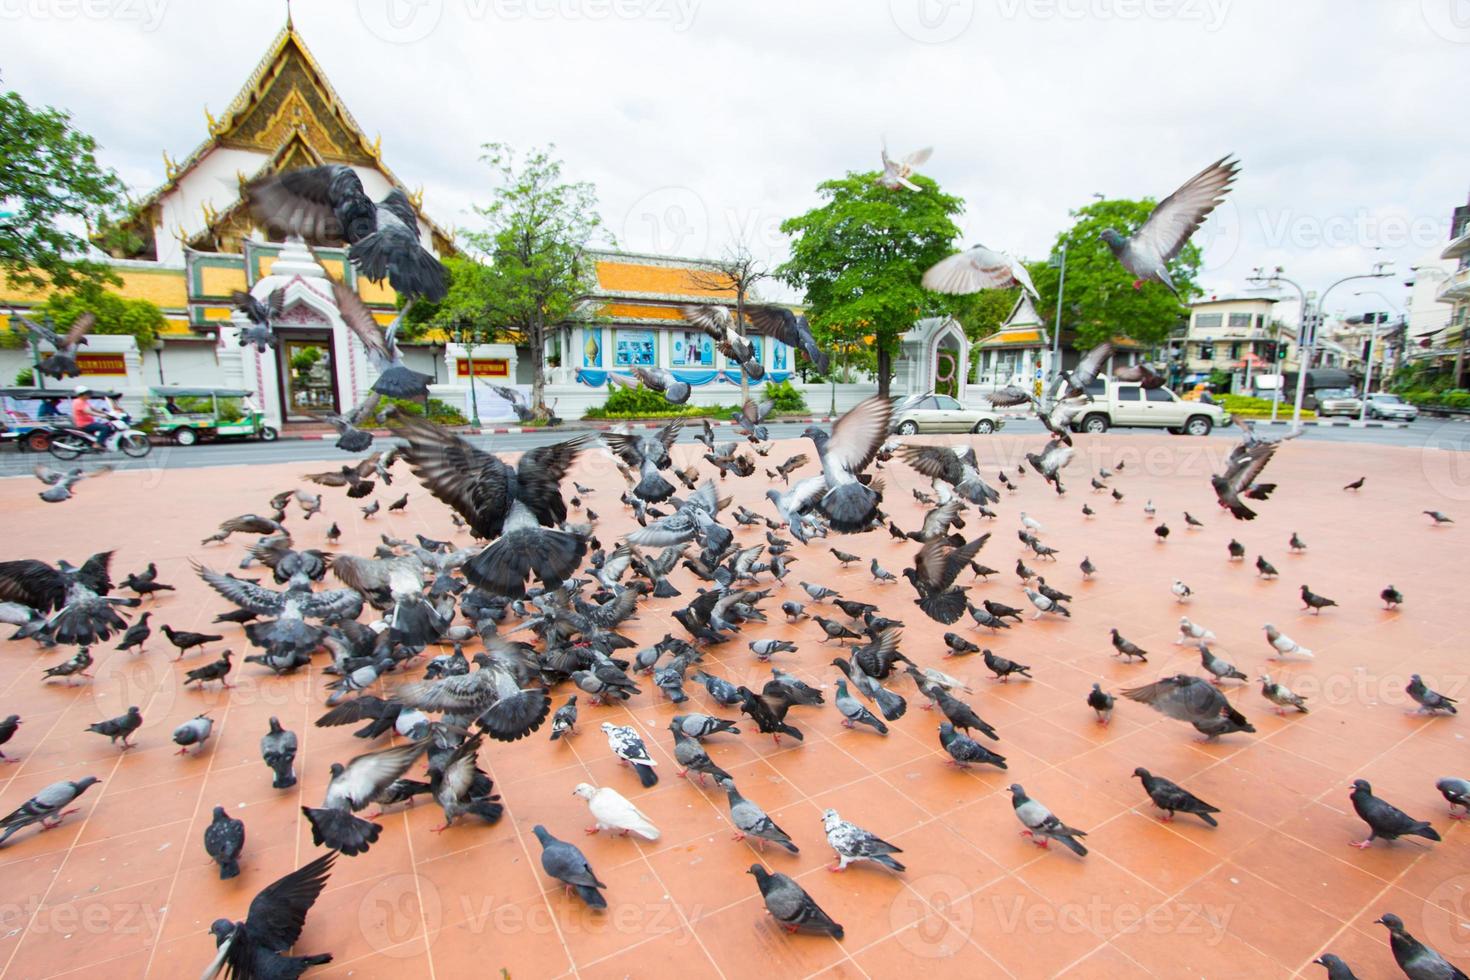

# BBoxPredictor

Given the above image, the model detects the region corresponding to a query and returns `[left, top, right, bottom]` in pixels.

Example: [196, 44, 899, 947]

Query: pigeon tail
[634, 469, 676, 504]
[370, 365, 433, 399]
[665, 381, 692, 404]
[819, 482, 880, 533]
[573, 883, 608, 909]
[302, 806, 382, 856]
[634, 762, 659, 787]
[465, 527, 586, 598]
[349, 234, 448, 302]
[651, 579, 681, 599]
[218, 857, 241, 880]
[918, 587, 968, 625]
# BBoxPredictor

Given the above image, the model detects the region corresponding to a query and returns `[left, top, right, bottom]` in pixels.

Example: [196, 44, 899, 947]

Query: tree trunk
[530, 314, 547, 419]
[877, 345, 891, 399]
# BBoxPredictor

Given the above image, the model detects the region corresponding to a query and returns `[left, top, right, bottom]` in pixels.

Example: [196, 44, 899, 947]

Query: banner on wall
[615, 330, 656, 367]
[583, 331, 602, 367]
[455, 358, 510, 378]
[76, 353, 128, 376]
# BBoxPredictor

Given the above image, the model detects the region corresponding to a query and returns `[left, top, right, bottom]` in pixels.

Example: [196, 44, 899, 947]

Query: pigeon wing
[1133, 156, 1240, 264]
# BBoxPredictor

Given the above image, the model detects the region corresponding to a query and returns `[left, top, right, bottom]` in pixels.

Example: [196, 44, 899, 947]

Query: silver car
[1313, 388, 1362, 417]
[890, 394, 1006, 435]
[1364, 392, 1418, 420]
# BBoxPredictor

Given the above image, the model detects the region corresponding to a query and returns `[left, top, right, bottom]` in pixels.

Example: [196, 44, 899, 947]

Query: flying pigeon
[1099, 155, 1239, 295]
[876, 140, 932, 191]
[203, 851, 335, 979]
[922, 243, 1038, 298]
[231, 288, 282, 353]
[1122, 675, 1255, 740]
[302, 739, 429, 855]
[801, 395, 893, 531]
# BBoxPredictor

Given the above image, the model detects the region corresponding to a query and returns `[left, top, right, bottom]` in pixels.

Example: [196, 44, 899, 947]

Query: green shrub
[582, 383, 740, 420]
[1218, 394, 1316, 419]
[381, 396, 468, 426]
[763, 378, 808, 413]
[13, 367, 34, 386]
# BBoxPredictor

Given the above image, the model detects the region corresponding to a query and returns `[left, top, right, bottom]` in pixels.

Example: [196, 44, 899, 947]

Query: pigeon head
[801, 426, 829, 448]
[209, 919, 235, 942]
[1132, 768, 1150, 780]
[1007, 784, 1026, 798]
[938, 722, 955, 736]
[820, 809, 839, 826]
[531, 824, 553, 845]
[1098, 228, 1127, 251]
[75, 776, 100, 792]
[599, 722, 616, 734]
[1351, 779, 1372, 794]
[571, 783, 595, 800]
[1374, 913, 1405, 932]
[212, 805, 228, 820]
[745, 863, 770, 882]
[329, 763, 345, 778]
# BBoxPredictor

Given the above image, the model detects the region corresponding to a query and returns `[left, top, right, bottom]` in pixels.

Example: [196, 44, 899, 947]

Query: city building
[1171, 294, 1293, 389]
[1403, 195, 1470, 386]
[971, 293, 1145, 398]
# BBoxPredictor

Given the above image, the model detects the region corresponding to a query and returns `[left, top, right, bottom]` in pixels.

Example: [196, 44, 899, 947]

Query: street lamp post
[1293, 264, 1394, 430]
[1246, 268, 1304, 425]
[1351, 289, 1404, 422]
[457, 322, 481, 427]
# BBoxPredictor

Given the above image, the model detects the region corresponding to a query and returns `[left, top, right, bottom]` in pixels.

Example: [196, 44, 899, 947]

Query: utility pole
[1047, 242, 1067, 409]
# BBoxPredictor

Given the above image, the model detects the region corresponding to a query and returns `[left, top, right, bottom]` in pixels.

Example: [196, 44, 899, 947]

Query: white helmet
[74, 385, 89, 395]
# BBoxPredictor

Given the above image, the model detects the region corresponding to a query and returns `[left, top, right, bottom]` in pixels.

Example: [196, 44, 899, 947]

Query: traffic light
[1277, 343, 1287, 360]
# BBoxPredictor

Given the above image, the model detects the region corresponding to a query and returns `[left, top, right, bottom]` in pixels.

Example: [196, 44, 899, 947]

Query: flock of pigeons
[0, 153, 1463, 979]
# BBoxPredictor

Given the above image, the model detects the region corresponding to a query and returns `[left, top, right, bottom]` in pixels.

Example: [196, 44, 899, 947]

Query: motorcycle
[47, 409, 152, 461]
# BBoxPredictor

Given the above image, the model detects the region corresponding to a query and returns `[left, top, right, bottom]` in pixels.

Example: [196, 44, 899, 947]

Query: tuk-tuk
[146, 387, 278, 445]
[0, 387, 124, 452]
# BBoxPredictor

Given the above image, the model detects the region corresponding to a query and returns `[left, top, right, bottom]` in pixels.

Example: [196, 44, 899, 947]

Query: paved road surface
[4, 417, 1468, 476]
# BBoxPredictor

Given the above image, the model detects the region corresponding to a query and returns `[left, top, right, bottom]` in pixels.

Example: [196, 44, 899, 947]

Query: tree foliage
[36, 282, 166, 349]
[0, 89, 129, 292]
[776, 172, 963, 396]
[397, 255, 500, 343]
[460, 143, 605, 416]
[1026, 199, 1200, 350]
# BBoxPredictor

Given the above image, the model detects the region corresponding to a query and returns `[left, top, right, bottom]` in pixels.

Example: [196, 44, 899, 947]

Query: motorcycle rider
[70, 387, 115, 444]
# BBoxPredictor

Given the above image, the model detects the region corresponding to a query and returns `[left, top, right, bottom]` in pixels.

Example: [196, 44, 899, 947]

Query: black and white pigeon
[1122, 675, 1255, 740]
[720, 778, 798, 853]
[261, 717, 298, 789]
[1087, 684, 1114, 725]
[1131, 768, 1218, 826]
[802, 395, 892, 531]
[1349, 780, 1441, 849]
[86, 706, 142, 749]
[1408, 675, 1458, 714]
[1374, 913, 1467, 980]
[173, 714, 214, 754]
[1099, 155, 1239, 295]
[1436, 778, 1470, 819]
[248, 164, 446, 301]
[748, 863, 843, 938]
[549, 696, 578, 741]
[533, 824, 607, 908]
[0, 775, 100, 844]
[231, 288, 281, 353]
[1009, 783, 1087, 856]
[302, 739, 429, 855]
[397, 419, 589, 597]
[204, 806, 246, 879]
[681, 304, 764, 378]
[203, 851, 335, 980]
[601, 722, 658, 787]
[938, 721, 1007, 769]
[822, 808, 904, 873]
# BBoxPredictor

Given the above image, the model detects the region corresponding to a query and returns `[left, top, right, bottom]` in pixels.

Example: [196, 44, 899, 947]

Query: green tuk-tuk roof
[0, 387, 123, 400]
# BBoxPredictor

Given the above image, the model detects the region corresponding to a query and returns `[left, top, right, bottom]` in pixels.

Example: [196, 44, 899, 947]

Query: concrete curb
[1249, 419, 1409, 429]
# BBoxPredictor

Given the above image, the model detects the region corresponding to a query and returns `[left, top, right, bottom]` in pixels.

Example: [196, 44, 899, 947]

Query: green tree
[397, 255, 500, 341]
[776, 172, 963, 397]
[461, 143, 605, 418]
[36, 282, 166, 349]
[1026, 199, 1201, 351]
[0, 89, 129, 291]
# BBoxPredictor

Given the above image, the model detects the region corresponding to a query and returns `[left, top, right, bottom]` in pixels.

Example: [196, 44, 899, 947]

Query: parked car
[890, 394, 1006, 435]
[1363, 392, 1418, 421]
[1072, 379, 1231, 435]
[1313, 388, 1362, 417]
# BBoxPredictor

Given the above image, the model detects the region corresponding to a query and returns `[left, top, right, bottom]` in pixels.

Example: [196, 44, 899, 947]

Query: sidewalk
[275, 414, 842, 441]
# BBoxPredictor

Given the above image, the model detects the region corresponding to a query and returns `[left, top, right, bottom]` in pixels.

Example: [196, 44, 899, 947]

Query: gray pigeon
[719, 777, 798, 853]
[1436, 777, 1470, 819]
[669, 727, 732, 786]
[747, 864, 843, 938]
[533, 824, 607, 908]
[261, 716, 298, 789]
[0, 776, 100, 844]
[1100, 156, 1239, 296]
[821, 809, 904, 873]
[938, 722, 1006, 769]
[1199, 644, 1247, 684]
[833, 679, 888, 735]
[1408, 675, 1458, 714]
[1375, 912, 1467, 980]
[173, 714, 215, 755]
[1009, 783, 1087, 856]
[86, 706, 142, 748]
[669, 713, 739, 740]
[1311, 953, 1360, 979]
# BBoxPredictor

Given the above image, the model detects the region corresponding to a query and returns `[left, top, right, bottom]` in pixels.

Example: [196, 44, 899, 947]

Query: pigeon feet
[584, 826, 600, 835]
[827, 863, 845, 873]
[1348, 839, 1373, 849]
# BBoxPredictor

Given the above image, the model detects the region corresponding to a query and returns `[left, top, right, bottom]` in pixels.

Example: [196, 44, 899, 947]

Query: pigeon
[1259, 674, 1309, 713]
[1289, 531, 1307, 552]
[822, 809, 904, 872]
[608, 364, 692, 404]
[737, 685, 806, 742]
[1110, 629, 1148, 662]
[801, 581, 839, 603]
[1299, 584, 1337, 614]
[923, 242, 1038, 298]
[1424, 510, 1454, 525]
[814, 616, 862, 642]
[1022, 586, 1069, 619]
[574, 782, 660, 840]
[691, 670, 744, 707]
[1212, 436, 1279, 521]
[1436, 778, 1470, 819]
[1183, 512, 1204, 528]
[231, 288, 281, 353]
[532, 825, 607, 909]
[602, 722, 658, 787]
[172, 714, 214, 755]
[1122, 675, 1255, 740]
[86, 706, 142, 748]
[260, 717, 298, 789]
[396, 419, 590, 597]
[681, 305, 764, 379]
[34, 463, 113, 503]
[387, 493, 409, 512]
[1172, 580, 1192, 602]
[801, 395, 893, 531]
[1227, 539, 1245, 560]
[926, 686, 997, 739]
[1154, 523, 1170, 543]
[114, 612, 152, 653]
[0, 715, 19, 763]
[302, 739, 429, 855]
[248, 164, 447, 301]
[42, 647, 93, 684]
[361, 500, 380, 519]
[938, 722, 1007, 769]
[1374, 913, 1466, 980]
[875, 139, 932, 191]
[1343, 477, 1365, 491]
[603, 420, 683, 503]
[1407, 675, 1458, 715]
[1264, 624, 1311, 659]
[943, 632, 980, 657]
[1144, 500, 1156, 518]
[1199, 645, 1246, 684]
[983, 648, 1031, 682]
[834, 679, 887, 735]
[1176, 618, 1216, 644]
[1256, 556, 1279, 578]
[427, 733, 503, 831]
[903, 536, 988, 624]
[1310, 953, 1360, 979]
[720, 778, 798, 853]
[184, 649, 235, 689]
[1079, 556, 1095, 578]
[965, 603, 1011, 632]
[0, 776, 99, 845]
[17, 311, 94, 378]
[204, 806, 246, 880]
[161, 624, 224, 659]
[749, 638, 798, 662]
[204, 851, 336, 979]
[1100, 155, 1239, 295]
[1133, 768, 1219, 826]
[747, 863, 844, 939]
[1349, 780, 1441, 849]
[669, 727, 732, 786]
[549, 696, 578, 741]
[1087, 684, 1114, 724]
[1009, 783, 1087, 856]
[870, 559, 896, 583]
[898, 444, 1001, 506]
[1382, 585, 1403, 609]
[830, 548, 860, 566]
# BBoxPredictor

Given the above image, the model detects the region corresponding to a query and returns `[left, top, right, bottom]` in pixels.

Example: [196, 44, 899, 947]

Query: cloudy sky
[4, 0, 1467, 325]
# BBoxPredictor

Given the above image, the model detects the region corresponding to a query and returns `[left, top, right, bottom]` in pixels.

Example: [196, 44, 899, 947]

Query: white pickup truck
[1071, 379, 1232, 435]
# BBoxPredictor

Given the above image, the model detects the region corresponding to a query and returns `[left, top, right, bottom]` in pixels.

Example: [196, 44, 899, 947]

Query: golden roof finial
[204, 104, 218, 134]
[408, 185, 424, 210]
[162, 150, 180, 179]
[370, 132, 382, 159]
[285, 0, 293, 30]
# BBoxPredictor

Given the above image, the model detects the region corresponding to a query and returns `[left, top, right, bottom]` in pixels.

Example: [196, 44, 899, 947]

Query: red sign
[456, 358, 509, 378]
[76, 353, 127, 376]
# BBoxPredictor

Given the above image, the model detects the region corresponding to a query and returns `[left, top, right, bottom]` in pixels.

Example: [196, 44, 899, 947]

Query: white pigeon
[876, 141, 932, 191]
[1143, 499, 1156, 518]
[922, 243, 1038, 298]
[922, 667, 972, 695]
[572, 783, 660, 840]
[1019, 512, 1044, 532]
[1176, 617, 1216, 645]
[1171, 580, 1192, 603]
[1263, 624, 1312, 659]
